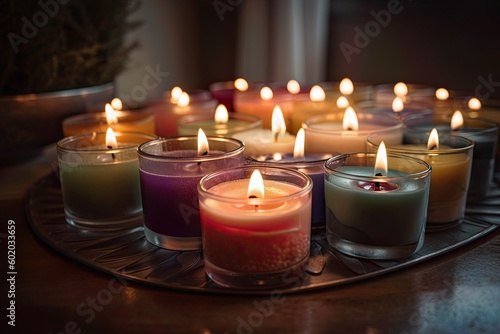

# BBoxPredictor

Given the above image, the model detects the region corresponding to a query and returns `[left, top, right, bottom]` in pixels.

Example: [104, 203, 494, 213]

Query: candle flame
[247, 169, 265, 199]
[260, 86, 273, 101]
[310, 85, 326, 102]
[342, 107, 359, 131]
[293, 128, 305, 159]
[339, 78, 354, 95]
[336, 96, 349, 108]
[435, 88, 449, 101]
[111, 98, 123, 110]
[170, 86, 183, 103]
[234, 78, 249, 91]
[374, 141, 388, 176]
[427, 128, 439, 150]
[394, 82, 408, 97]
[451, 110, 464, 130]
[105, 127, 118, 148]
[177, 92, 190, 107]
[214, 104, 229, 124]
[273, 152, 282, 161]
[105, 103, 118, 124]
[287, 80, 301, 94]
[197, 128, 209, 155]
[392, 97, 404, 113]
[272, 105, 286, 140]
[468, 97, 481, 110]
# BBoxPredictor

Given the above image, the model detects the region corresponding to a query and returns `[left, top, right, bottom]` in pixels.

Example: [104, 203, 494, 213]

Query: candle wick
[274, 133, 279, 143]
[249, 195, 258, 212]
[429, 145, 437, 150]
[197, 151, 208, 167]
[107, 146, 116, 160]
[374, 172, 382, 191]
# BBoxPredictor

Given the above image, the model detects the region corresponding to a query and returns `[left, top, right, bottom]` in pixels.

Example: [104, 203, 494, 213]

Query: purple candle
[138, 136, 245, 250]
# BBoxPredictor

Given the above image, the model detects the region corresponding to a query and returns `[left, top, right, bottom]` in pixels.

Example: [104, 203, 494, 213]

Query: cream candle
[367, 130, 474, 230]
[57, 130, 157, 229]
[138, 134, 245, 251]
[404, 112, 498, 202]
[62, 102, 156, 136]
[177, 104, 262, 136]
[303, 109, 403, 154]
[198, 166, 312, 289]
[324, 149, 431, 260]
[232, 105, 296, 157]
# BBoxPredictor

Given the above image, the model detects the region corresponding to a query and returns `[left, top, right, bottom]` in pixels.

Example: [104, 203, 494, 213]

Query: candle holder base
[144, 226, 202, 251]
[65, 213, 143, 232]
[326, 232, 425, 260]
[426, 219, 463, 232]
[204, 257, 309, 290]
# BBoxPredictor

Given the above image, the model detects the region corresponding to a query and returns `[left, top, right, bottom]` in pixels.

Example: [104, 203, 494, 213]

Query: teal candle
[324, 153, 431, 260]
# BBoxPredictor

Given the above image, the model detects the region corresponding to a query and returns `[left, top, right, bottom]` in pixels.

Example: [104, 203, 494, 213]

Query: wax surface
[177, 119, 254, 136]
[232, 129, 295, 157]
[305, 122, 402, 154]
[325, 166, 427, 246]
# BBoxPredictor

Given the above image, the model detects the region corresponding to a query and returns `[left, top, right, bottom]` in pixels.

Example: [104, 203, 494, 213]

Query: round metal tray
[25, 173, 499, 295]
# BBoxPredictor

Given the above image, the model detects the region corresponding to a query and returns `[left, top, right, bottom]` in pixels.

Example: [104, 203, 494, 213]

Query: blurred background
[115, 0, 500, 103]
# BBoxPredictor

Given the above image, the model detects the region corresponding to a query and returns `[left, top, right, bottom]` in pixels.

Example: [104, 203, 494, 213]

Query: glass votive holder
[137, 136, 245, 251]
[303, 112, 403, 154]
[404, 113, 499, 202]
[356, 100, 433, 120]
[62, 109, 156, 137]
[249, 153, 332, 234]
[324, 153, 431, 260]
[147, 91, 218, 137]
[198, 166, 313, 289]
[177, 112, 262, 136]
[57, 132, 157, 230]
[367, 132, 474, 231]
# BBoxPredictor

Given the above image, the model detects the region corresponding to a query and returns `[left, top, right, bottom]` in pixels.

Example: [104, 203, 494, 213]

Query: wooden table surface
[1, 146, 499, 334]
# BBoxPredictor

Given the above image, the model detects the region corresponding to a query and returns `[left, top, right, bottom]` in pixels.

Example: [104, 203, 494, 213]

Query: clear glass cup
[324, 153, 431, 260]
[198, 166, 312, 289]
[57, 131, 157, 230]
[138, 136, 245, 251]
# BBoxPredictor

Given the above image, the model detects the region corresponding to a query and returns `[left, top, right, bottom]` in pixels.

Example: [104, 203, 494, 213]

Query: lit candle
[319, 79, 374, 103]
[303, 108, 403, 154]
[404, 112, 499, 202]
[148, 88, 218, 137]
[367, 129, 474, 230]
[62, 99, 156, 136]
[138, 131, 245, 250]
[57, 129, 157, 228]
[209, 78, 251, 112]
[232, 105, 296, 157]
[285, 85, 346, 134]
[177, 104, 262, 136]
[250, 129, 332, 231]
[233, 85, 295, 129]
[375, 82, 435, 104]
[324, 147, 431, 259]
[465, 97, 500, 172]
[198, 166, 312, 288]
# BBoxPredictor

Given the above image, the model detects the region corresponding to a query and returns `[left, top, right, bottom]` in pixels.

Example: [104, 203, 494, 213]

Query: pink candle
[198, 167, 312, 289]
